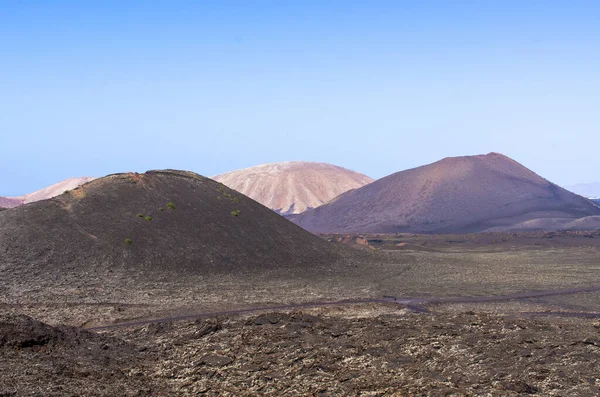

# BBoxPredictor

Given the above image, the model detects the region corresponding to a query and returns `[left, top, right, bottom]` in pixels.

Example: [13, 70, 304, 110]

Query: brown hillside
[0, 170, 345, 276]
[291, 153, 600, 233]
[213, 162, 373, 215]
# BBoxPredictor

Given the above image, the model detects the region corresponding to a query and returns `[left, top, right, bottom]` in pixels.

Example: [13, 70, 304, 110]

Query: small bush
[159, 207, 164, 211]
[124, 238, 132, 245]
[167, 202, 176, 210]
[145, 216, 152, 221]
[233, 197, 239, 203]
[137, 213, 144, 218]
[231, 209, 241, 217]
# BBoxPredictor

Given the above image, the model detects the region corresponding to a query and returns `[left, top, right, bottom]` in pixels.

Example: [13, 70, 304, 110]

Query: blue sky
[1, 1, 599, 195]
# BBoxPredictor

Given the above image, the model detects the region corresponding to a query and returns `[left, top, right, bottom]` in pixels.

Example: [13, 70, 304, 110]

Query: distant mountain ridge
[0, 177, 95, 208]
[565, 182, 600, 199]
[291, 153, 600, 233]
[213, 162, 373, 215]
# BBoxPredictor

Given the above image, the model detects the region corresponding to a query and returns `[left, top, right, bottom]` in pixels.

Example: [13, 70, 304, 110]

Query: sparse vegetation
[233, 197, 239, 203]
[124, 238, 132, 245]
[167, 202, 176, 210]
[231, 209, 241, 217]
[159, 207, 164, 211]
[137, 213, 144, 218]
[145, 216, 152, 221]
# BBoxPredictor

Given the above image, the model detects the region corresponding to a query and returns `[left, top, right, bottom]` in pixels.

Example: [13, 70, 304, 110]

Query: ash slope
[0, 170, 343, 275]
[213, 162, 373, 215]
[292, 153, 600, 233]
[0, 177, 95, 208]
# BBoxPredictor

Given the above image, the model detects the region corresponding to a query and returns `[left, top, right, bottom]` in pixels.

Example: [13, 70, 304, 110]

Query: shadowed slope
[0, 170, 344, 275]
[292, 153, 600, 233]
[213, 162, 373, 215]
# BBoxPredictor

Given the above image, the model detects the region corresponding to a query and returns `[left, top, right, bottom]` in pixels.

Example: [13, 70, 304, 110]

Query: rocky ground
[1, 305, 600, 396]
[2, 233, 600, 396]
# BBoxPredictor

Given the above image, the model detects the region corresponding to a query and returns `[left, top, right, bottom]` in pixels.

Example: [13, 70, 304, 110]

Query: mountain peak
[292, 154, 600, 233]
[213, 162, 373, 215]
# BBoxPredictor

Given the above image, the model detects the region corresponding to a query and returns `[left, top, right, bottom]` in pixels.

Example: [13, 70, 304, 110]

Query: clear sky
[1, 1, 599, 195]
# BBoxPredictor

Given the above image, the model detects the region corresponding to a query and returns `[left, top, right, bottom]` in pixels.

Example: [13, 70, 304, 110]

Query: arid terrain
[2, 229, 600, 395]
[1, 170, 599, 396]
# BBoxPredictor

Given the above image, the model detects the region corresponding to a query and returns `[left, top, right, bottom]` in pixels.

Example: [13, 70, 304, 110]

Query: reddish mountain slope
[0, 197, 23, 209]
[213, 162, 373, 215]
[291, 153, 600, 233]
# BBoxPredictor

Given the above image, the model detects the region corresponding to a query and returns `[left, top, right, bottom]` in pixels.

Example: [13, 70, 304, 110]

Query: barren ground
[1, 232, 600, 395]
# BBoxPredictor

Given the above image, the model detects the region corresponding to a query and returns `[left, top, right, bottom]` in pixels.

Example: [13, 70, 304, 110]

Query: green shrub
[233, 197, 239, 203]
[124, 238, 132, 245]
[137, 213, 144, 218]
[231, 209, 241, 217]
[145, 216, 152, 221]
[167, 202, 176, 210]
[159, 207, 164, 211]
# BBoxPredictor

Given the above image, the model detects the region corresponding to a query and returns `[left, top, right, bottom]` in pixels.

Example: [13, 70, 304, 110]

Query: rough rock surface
[2, 310, 599, 396]
[213, 162, 373, 215]
[0, 314, 163, 396]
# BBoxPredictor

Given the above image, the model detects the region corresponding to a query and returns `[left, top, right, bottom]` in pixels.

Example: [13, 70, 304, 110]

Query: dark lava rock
[197, 354, 233, 367]
[0, 315, 163, 396]
[502, 380, 539, 394]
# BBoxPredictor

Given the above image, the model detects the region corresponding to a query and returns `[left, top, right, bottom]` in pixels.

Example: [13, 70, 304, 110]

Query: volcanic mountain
[0, 170, 346, 275]
[291, 153, 600, 233]
[0, 177, 95, 208]
[212, 162, 373, 215]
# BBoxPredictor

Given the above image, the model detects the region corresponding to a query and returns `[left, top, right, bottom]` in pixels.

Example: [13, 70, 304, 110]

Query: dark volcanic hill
[0, 170, 344, 275]
[291, 153, 600, 233]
